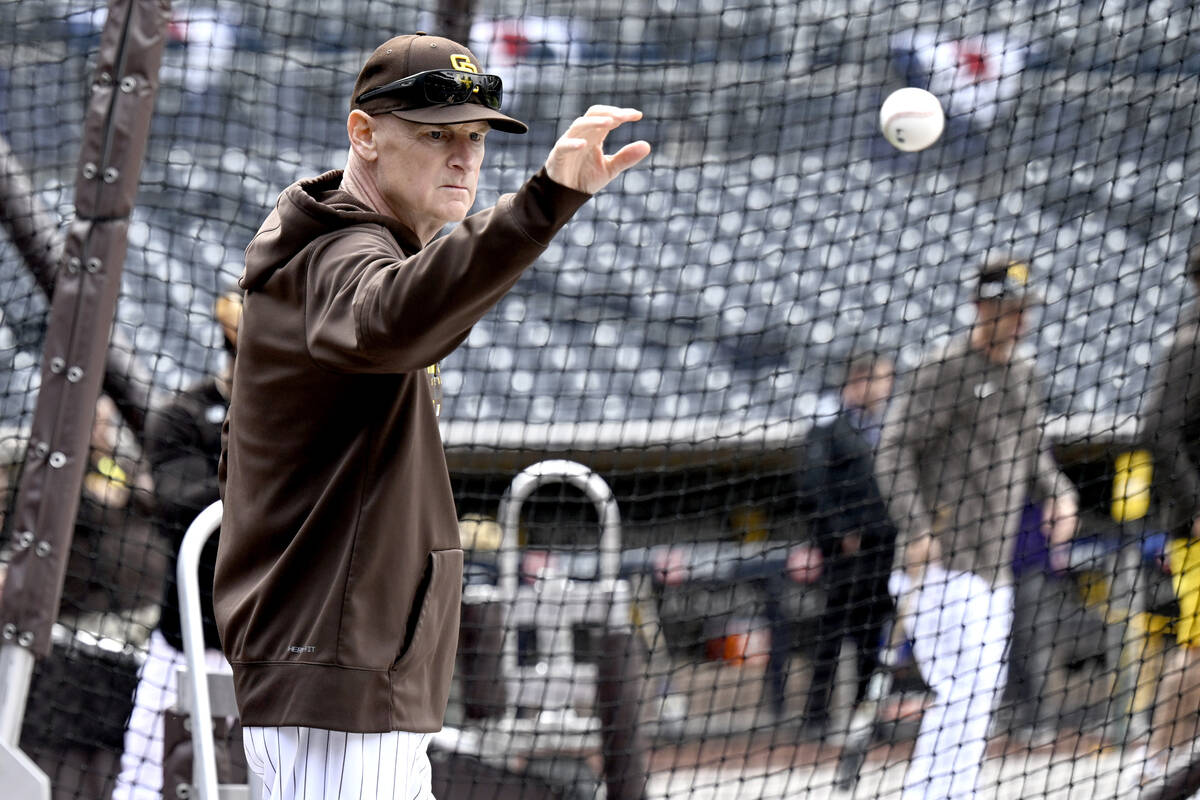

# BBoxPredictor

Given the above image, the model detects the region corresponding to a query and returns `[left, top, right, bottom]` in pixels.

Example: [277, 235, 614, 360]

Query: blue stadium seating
[2, 3, 1199, 435]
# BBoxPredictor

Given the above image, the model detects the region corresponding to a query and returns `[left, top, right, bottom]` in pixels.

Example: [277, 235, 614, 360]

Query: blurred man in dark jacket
[796, 352, 897, 736]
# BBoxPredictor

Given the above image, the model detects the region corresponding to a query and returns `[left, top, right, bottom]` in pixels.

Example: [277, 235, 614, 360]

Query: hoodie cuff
[507, 168, 593, 248]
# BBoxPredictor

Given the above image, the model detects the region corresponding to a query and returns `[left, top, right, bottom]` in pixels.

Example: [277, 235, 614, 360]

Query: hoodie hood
[241, 170, 422, 292]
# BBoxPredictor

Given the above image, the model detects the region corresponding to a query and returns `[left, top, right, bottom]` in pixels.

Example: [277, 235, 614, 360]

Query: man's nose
[449, 142, 482, 170]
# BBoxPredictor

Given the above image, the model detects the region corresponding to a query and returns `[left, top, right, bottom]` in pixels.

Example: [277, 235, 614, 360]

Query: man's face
[843, 362, 894, 413]
[370, 116, 489, 240]
[864, 363, 894, 410]
[974, 298, 1027, 359]
[1188, 243, 1200, 289]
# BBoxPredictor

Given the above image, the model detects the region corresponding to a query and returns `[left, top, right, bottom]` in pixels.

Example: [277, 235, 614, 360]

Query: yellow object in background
[1112, 450, 1153, 522]
[95, 455, 127, 486]
[1168, 537, 1200, 647]
[731, 506, 769, 542]
[214, 291, 243, 346]
[458, 513, 502, 551]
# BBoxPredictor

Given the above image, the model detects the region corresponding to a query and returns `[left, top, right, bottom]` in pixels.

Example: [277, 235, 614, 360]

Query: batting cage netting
[3, 0, 1200, 798]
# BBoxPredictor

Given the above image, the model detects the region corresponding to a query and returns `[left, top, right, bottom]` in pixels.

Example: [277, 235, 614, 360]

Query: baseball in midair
[879, 88, 945, 152]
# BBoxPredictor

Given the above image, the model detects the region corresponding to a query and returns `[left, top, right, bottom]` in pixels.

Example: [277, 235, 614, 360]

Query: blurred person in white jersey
[875, 256, 1079, 800]
[214, 32, 649, 800]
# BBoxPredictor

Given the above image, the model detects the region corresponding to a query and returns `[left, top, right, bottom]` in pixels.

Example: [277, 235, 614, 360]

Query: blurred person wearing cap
[875, 256, 1079, 800]
[213, 33, 649, 799]
[112, 291, 242, 800]
[1126, 233, 1200, 791]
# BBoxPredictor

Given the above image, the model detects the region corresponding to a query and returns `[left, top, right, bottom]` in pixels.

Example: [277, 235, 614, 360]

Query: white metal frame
[490, 459, 631, 752]
[177, 500, 260, 800]
[0, 642, 49, 798]
[177, 500, 224, 800]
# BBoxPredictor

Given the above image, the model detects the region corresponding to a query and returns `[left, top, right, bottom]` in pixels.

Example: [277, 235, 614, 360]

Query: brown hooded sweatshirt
[215, 168, 590, 732]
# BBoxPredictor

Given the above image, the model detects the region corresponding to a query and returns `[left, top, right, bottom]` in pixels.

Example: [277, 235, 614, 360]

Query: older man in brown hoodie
[215, 32, 649, 800]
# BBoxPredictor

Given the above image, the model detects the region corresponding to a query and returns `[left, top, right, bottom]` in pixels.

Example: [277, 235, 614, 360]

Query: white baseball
[880, 88, 945, 152]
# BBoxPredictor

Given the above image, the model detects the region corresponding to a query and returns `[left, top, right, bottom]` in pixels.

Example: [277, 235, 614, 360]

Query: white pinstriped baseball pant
[243, 726, 434, 800]
[890, 567, 1012, 800]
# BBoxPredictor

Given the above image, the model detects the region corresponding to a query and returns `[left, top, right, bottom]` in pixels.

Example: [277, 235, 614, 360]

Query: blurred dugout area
[443, 436, 1194, 750]
[3, 2, 1200, 432]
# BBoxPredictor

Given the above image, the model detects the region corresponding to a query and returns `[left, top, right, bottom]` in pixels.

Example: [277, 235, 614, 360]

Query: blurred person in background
[0, 429, 27, 604]
[112, 291, 241, 800]
[1131, 230, 1200, 790]
[999, 500, 1074, 748]
[21, 395, 165, 800]
[790, 351, 897, 739]
[875, 257, 1079, 800]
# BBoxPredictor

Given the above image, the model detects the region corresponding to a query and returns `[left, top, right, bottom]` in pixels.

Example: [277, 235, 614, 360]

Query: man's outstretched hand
[545, 106, 651, 194]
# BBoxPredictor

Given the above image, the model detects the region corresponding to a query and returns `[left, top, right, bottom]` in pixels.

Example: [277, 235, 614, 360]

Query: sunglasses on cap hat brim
[356, 69, 527, 134]
[974, 286, 1039, 310]
[974, 260, 1041, 306]
[356, 69, 503, 110]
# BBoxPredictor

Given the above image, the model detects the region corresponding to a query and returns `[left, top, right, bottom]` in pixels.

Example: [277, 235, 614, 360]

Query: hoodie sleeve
[1017, 367, 1079, 506]
[304, 169, 590, 373]
[875, 360, 941, 555]
[1034, 440, 1078, 507]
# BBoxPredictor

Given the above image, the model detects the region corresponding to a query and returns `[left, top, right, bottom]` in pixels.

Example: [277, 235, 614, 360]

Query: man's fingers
[582, 105, 643, 122]
[554, 137, 588, 152]
[546, 107, 648, 191]
[564, 115, 617, 144]
[570, 114, 615, 130]
[565, 108, 644, 140]
[606, 140, 652, 174]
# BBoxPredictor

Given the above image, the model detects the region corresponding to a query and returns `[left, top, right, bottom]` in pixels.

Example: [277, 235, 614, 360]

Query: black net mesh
[4, 0, 1200, 797]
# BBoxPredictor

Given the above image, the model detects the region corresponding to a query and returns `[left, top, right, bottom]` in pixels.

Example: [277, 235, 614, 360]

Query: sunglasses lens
[387, 71, 504, 110]
[480, 77, 503, 109]
[422, 71, 467, 104]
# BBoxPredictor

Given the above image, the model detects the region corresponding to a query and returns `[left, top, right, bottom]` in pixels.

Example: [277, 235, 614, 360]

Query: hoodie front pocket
[392, 548, 464, 672]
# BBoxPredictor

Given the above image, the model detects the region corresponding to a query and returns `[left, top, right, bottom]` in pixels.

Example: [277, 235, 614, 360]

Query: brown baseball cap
[974, 255, 1039, 306]
[351, 33, 527, 134]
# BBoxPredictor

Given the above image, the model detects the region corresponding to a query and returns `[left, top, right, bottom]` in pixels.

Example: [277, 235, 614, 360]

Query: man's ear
[347, 110, 378, 162]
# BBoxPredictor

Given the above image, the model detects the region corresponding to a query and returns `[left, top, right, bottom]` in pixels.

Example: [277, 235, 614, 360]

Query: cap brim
[975, 290, 1041, 307]
[390, 104, 528, 134]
